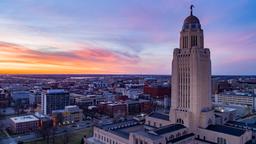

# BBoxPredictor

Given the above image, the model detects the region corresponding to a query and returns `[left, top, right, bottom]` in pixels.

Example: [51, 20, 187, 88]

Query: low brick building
[10, 115, 39, 134]
[106, 103, 127, 118]
[144, 85, 171, 99]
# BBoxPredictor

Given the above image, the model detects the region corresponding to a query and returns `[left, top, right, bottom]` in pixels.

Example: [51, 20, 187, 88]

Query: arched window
[176, 118, 184, 124]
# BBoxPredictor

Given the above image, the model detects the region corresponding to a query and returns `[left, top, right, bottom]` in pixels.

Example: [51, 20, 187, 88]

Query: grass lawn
[25, 128, 92, 144]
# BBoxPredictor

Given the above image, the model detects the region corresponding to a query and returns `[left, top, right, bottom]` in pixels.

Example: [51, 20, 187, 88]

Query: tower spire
[190, 5, 194, 16]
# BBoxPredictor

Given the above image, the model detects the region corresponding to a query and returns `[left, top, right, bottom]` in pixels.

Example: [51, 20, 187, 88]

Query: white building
[10, 115, 39, 133]
[215, 91, 256, 111]
[86, 6, 253, 144]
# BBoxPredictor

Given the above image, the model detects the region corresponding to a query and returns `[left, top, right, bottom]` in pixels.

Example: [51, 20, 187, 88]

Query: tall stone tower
[170, 5, 215, 132]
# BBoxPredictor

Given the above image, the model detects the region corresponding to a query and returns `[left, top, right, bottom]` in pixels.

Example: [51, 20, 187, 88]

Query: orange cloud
[0, 41, 140, 74]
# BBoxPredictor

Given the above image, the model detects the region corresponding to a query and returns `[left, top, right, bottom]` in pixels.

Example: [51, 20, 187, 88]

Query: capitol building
[86, 6, 253, 144]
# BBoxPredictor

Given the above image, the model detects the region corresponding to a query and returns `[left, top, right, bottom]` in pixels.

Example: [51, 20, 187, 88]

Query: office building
[215, 91, 256, 111]
[86, 6, 252, 144]
[41, 89, 70, 115]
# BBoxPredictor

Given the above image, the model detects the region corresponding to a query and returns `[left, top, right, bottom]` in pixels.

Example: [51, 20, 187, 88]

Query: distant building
[32, 90, 42, 105]
[0, 89, 9, 108]
[34, 112, 53, 129]
[115, 95, 129, 101]
[98, 100, 153, 118]
[11, 90, 35, 106]
[215, 91, 256, 111]
[106, 103, 127, 118]
[143, 84, 171, 99]
[145, 112, 171, 128]
[212, 80, 231, 94]
[71, 93, 106, 107]
[10, 115, 39, 134]
[139, 99, 153, 114]
[41, 89, 70, 115]
[126, 100, 141, 115]
[124, 89, 142, 99]
[52, 105, 83, 125]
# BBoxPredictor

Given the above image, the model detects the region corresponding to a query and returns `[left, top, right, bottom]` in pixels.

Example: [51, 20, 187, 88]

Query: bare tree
[62, 127, 71, 144]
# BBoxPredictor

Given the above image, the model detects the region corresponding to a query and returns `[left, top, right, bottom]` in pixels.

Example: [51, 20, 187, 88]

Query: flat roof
[153, 124, 186, 135]
[10, 115, 39, 123]
[99, 120, 139, 130]
[134, 130, 162, 140]
[206, 125, 246, 136]
[97, 120, 141, 139]
[126, 100, 140, 104]
[47, 89, 67, 94]
[215, 107, 236, 113]
[221, 92, 256, 97]
[168, 133, 194, 143]
[148, 112, 169, 121]
[113, 130, 130, 139]
[108, 103, 125, 106]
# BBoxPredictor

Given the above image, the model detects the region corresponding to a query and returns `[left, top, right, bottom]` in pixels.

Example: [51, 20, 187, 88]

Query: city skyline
[0, 0, 255, 75]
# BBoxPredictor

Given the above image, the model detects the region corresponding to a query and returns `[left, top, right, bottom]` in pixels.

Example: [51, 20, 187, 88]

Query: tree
[36, 119, 53, 144]
[80, 138, 84, 144]
[80, 135, 86, 144]
[62, 127, 71, 144]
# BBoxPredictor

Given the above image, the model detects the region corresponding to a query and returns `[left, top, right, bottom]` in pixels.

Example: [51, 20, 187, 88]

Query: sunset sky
[0, 0, 255, 75]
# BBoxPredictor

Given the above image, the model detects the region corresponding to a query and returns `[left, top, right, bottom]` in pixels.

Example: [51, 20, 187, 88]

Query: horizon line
[1, 74, 256, 76]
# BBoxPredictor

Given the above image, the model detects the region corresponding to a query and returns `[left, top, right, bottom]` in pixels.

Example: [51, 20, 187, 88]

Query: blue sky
[0, 0, 255, 74]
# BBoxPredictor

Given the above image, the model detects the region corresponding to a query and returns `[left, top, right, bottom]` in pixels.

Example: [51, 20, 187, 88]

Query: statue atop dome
[190, 5, 194, 16]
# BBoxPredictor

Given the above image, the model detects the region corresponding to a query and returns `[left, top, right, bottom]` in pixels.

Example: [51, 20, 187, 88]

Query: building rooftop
[108, 103, 126, 106]
[132, 124, 187, 141]
[168, 133, 194, 143]
[11, 91, 32, 99]
[206, 125, 246, 136]
[34, 112, 49, 118]
[153, 124, 186, 135]
[65, 105, 81, 113]
[113, 130, 130, 139]
[148, 112, 169, 121]
[126, 100, 140, 104]
[52, 109, 65, 113]
[195, 138, 217, 144]
[46, 89, 67, 94]
[97, 120, 141, 139]
[134, 130, 162, 140]
[221, 91, 256, 97]
[227, 120, 256, 129]
[99, 119, 139, 130]
[96, 119, 187, 141]
[215, 107, 236, 113]
[10, 115, 39, 123]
